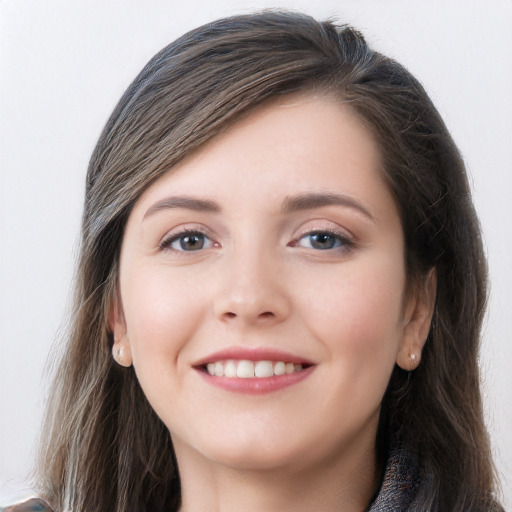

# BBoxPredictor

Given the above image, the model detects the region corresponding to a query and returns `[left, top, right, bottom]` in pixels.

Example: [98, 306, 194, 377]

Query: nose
[213, 246, 291, 327]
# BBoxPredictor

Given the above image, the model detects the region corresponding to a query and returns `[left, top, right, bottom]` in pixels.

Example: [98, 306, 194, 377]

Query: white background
[1, 0, 511, 508]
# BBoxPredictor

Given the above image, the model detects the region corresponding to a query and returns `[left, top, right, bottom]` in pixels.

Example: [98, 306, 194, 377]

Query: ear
[108, 293, 133, 368]
[397, 268, 436, 371]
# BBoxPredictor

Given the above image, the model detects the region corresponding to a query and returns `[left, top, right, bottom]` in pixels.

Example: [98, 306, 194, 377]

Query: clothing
[367, 446, 421, 511]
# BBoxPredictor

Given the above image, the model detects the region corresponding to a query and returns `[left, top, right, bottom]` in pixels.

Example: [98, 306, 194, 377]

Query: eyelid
[292, 218, 355, 240]
[296, 230, 354, 247]
[159, 224, 218, 252]
[288, 220, 357, 253]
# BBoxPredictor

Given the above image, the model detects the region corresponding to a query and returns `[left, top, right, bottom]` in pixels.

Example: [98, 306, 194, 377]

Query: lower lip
[195, 366, 315, 395]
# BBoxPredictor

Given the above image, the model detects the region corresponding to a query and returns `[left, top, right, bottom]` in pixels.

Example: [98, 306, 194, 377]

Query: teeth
[237, 360, 254, 378]
[205, 359, 305, 378]
[214, 361, 224, 377]
[274, 361, 285, 375]
[254, 360, 273, 377]
[224, 360, 237, 378]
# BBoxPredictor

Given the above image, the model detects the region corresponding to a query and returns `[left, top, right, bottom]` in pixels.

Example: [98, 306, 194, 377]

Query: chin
[207, 444, 306, 472]
[172, 426, 315, 473]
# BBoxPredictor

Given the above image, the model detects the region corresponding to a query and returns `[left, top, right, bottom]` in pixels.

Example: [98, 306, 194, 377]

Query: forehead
[130, 93, 396, 221]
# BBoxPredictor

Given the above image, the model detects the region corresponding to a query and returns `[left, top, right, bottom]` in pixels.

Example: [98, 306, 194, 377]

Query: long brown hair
[37, 11, 502, 511]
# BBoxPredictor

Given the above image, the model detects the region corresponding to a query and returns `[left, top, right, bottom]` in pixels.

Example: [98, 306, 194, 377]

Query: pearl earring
[113, 344, 130, 367]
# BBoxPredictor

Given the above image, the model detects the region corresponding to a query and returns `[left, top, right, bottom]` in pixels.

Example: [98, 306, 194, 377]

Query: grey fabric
[367, 447, 420, 512]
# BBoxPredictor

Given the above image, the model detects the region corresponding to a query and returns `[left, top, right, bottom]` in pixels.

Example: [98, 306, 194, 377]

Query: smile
[205, 360, 305, 378]
[193, 347, 315, 394]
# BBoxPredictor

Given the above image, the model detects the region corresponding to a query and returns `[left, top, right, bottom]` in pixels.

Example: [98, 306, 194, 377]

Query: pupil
[311, 233, 335, 249]
[181, 234, 204, 250]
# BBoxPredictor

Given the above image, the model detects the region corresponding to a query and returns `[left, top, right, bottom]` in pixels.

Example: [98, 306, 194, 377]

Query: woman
[12, 11, 503, 512]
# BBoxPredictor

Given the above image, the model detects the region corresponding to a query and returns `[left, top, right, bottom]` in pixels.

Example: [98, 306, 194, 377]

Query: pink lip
[195, 366, 315, 395]
[193, 347, 316, 395]
[193, 346, 314, 367]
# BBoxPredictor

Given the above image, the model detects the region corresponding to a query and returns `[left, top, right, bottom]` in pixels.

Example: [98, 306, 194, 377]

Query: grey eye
[298, 232, 344, 250]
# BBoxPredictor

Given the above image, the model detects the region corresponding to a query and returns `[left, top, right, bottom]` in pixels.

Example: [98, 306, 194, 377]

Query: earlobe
[397, 268, 437, 371]
[109, 295, 133, 368]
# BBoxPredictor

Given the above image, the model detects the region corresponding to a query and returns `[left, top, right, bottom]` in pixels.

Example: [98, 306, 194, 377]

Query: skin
[111, 94, 435, 512]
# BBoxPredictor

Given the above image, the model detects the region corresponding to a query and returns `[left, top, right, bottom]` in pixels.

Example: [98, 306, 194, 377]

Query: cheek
[120, 265, 208, 368]
[299, 252, 406, 382]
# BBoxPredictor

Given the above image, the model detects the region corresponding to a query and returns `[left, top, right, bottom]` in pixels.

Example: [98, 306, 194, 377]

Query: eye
[295, 231, 354, 251]
[161, 230, 214, 252]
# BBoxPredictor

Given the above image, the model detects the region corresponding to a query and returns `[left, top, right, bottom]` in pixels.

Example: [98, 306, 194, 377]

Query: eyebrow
[282, 192, 375, 221]
[143, 192, 374, 221]
[143, 196, 221, 219]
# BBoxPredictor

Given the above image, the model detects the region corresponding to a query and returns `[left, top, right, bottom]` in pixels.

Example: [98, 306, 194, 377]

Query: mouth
[201, 359, 311, 378]
[193, 348, 315, 394]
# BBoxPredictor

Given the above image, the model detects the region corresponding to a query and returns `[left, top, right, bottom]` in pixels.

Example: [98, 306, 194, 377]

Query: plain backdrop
[1, 0, 511, 508]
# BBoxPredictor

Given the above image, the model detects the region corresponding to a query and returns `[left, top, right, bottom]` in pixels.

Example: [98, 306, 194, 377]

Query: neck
[175, 435, 379, 512]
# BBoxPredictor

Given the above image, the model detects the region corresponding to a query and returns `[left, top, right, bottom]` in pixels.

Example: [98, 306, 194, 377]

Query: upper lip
[193, 347, 315, 367]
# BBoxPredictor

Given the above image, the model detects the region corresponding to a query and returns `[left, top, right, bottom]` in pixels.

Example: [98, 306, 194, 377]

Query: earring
[113, 344, 131, 367]
[408, 352, 420, 371]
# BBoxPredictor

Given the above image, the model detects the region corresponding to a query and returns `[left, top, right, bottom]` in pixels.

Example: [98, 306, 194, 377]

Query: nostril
[224, 312, 237, 319]
[259, 312, 275, 319]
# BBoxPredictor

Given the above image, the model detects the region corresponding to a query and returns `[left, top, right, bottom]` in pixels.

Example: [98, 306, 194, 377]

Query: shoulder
[1, 497, 54, 512]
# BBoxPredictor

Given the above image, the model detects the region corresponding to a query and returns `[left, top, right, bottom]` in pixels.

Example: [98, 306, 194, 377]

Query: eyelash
[159, 228, 215, 253]
[291, 229, 355, 252]
[159, 228, 355, 254]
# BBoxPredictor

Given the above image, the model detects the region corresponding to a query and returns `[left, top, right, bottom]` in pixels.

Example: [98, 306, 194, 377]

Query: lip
[193, 346, 315, 367]
[193, 347, 316, 395]
[196, 366, 315, 394]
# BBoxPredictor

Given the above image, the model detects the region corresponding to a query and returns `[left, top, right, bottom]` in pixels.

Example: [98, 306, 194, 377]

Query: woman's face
[113, 95, 424, 473]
